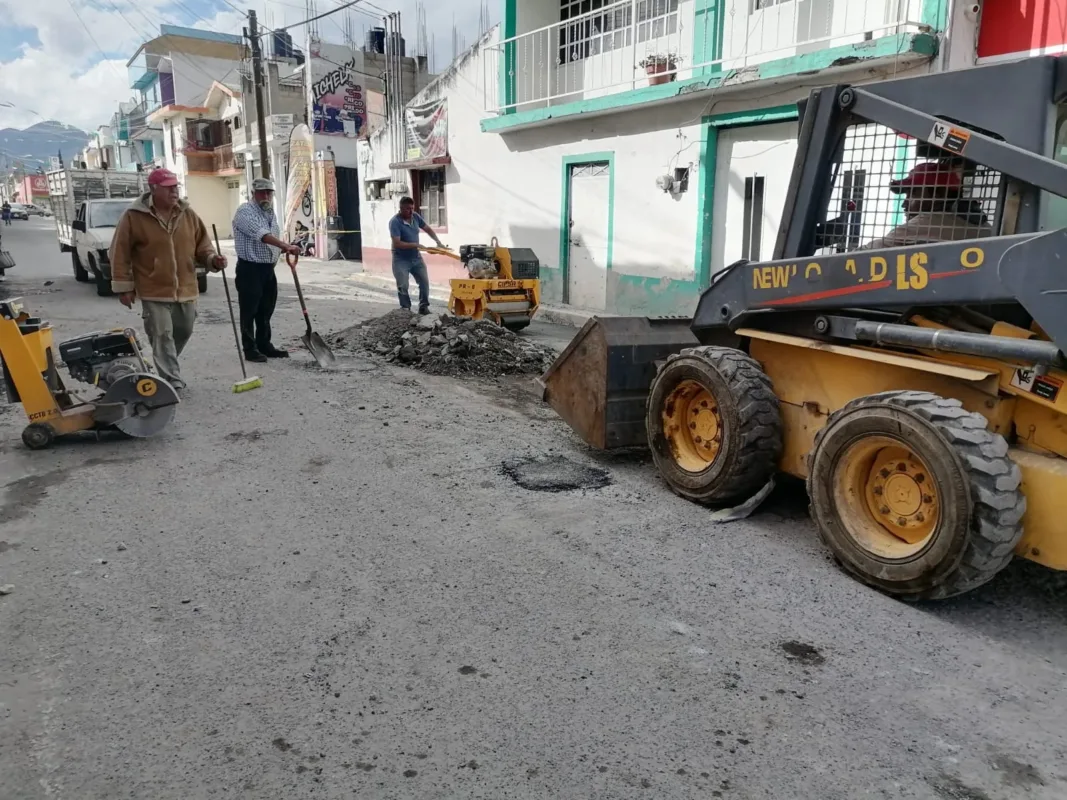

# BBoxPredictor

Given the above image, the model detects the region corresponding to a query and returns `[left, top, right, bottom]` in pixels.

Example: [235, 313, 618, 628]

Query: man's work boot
[418, 305, 431, 316]
[245, 351, 268, 363]
[263, 347, 290, 358]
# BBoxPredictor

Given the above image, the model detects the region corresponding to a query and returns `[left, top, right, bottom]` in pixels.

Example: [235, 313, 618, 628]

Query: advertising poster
[310, 40, 370, 138]
[283, 123, 313, 236]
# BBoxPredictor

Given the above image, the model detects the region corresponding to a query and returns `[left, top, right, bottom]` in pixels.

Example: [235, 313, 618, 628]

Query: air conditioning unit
[233, 152, 247, 167]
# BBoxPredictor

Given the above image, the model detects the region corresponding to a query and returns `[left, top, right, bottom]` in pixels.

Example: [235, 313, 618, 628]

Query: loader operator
[389, 196, 443, 315]
[109, 168, 226, 396]
[857, 161, 993, 251]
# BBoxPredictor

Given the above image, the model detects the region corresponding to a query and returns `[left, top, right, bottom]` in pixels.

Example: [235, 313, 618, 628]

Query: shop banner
[404, 98, 447, 161]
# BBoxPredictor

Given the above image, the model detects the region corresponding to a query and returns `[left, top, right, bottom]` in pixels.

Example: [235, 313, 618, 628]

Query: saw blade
[100, 373, 179, 438]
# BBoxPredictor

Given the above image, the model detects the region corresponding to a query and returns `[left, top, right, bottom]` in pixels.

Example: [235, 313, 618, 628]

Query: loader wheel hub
[662, 380, 723, 472]
[837, 438, 939, 555]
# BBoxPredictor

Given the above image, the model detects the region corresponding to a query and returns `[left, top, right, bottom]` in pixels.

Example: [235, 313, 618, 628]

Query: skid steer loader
[542, 56, 1067, 600]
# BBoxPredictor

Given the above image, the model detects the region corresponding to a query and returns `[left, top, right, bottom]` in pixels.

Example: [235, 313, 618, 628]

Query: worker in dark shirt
[388, 196, 443, 315]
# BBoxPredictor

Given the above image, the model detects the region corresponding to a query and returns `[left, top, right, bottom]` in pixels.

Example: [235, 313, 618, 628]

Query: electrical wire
[275, 0, 373, 33]
[63, 0, 127, 79]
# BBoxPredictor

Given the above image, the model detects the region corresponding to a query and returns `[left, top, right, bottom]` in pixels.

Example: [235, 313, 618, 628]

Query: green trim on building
[920, 0, 949, 32]
[500, 0, 517, 114]
[558, 152, 616, 305]
[483, 33, 938, 133]
[891, 137, 912, 227]
[693, 0, 725, 76]
[693, 105, 800, 288]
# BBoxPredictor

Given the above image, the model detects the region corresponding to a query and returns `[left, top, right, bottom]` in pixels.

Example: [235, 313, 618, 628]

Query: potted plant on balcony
[639, 53, 681, 86]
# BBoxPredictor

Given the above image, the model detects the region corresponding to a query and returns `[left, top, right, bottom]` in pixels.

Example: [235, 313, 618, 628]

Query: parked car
[21, 202, 50, 217]
[8, 204, 29, 220]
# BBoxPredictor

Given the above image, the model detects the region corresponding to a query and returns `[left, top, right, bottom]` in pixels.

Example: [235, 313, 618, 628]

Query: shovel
[286, 252, 337, 368]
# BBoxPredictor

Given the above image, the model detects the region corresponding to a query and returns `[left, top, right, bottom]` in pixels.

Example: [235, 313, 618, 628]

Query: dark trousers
[234, 258, 278, 355]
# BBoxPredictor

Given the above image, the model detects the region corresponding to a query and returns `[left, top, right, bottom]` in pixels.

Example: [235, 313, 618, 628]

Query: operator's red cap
[889, 161, 961, 193]
[147, 168, 179, 187]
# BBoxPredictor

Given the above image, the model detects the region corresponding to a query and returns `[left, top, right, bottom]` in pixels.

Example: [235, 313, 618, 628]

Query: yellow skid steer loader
[542, 57, 1067, 600]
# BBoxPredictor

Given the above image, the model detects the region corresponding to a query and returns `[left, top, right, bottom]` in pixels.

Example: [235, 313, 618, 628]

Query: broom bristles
[232, 376, 263, 393]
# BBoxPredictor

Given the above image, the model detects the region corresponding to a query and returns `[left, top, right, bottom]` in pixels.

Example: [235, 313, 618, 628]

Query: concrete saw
[92, 372, 180, 438]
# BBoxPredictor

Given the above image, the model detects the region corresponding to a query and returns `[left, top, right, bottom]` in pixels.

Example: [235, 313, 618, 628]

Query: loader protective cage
[692, 56, 1067, 361]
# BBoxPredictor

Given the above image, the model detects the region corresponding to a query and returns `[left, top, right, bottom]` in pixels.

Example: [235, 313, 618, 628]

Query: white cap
[251, 178, 275, 192]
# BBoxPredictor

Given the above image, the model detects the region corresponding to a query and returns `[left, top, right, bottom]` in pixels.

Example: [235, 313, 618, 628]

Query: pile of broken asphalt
[328, 309, 556, 378]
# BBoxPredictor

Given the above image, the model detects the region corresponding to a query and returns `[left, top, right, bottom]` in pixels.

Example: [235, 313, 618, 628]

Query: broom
[212, 224, 262, 393]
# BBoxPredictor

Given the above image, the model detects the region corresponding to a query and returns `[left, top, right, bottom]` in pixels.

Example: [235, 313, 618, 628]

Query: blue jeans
[392, 255, 430, 310]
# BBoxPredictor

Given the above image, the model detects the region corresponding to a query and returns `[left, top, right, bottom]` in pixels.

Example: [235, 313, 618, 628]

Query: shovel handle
[287, 252, 313, 336]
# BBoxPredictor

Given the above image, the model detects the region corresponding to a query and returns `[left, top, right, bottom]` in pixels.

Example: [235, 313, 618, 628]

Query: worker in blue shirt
[231, 178, 301, 362]
[389, 196, 443, 315]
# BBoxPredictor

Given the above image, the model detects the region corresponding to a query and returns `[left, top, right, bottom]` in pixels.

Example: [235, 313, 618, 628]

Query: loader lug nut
[880, 505, 891, 515]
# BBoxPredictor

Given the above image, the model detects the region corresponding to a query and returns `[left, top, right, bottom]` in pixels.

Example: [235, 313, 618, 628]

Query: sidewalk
[216, 238, 596, 329]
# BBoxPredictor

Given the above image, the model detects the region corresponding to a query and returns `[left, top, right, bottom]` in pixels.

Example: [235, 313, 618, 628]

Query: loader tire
[807, 391, 1025, 601]
[647, 346, 782, 506]
[197, 273, 208, 294]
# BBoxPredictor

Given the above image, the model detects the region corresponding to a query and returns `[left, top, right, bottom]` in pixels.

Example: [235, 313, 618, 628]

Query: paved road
[0, 220, 1065, 799]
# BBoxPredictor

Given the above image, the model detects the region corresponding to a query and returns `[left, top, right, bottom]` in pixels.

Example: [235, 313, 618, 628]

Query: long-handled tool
[212, 224, 262, 393]
[286, 252, 336, 368]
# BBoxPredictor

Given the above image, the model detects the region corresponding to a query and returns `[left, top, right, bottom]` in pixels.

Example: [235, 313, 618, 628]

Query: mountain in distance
[0, 120, 90, 172]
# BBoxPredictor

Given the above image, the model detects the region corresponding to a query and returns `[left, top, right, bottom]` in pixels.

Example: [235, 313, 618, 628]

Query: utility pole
[247, 10, 271, 180]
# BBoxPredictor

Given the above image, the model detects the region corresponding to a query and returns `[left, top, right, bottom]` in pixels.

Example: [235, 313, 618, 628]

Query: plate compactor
[0, 299, 179, 449]
[426, 239, 540, 332]
[542, 56, 1067, 601]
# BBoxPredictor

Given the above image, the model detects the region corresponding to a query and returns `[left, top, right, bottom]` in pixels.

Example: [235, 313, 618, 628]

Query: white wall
[360, 28, 704, 284]
[171, 54, 243, 107]
[184, 175, 234, 238]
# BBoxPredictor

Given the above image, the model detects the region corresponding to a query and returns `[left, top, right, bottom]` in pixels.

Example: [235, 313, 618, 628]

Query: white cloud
[0, 0, 495, 131]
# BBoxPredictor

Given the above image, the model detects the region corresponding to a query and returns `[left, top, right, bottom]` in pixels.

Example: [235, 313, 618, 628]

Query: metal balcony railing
[483, 0, 925, 114]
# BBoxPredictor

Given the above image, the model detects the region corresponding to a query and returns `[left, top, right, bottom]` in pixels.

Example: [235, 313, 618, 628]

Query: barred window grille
[816, 122, 1003, 255]
[558, 0, 679, 64]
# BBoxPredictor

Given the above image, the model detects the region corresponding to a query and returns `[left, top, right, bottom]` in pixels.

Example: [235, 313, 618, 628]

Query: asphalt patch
[501, 454, 612, 493]
[780, 640, 825, 666]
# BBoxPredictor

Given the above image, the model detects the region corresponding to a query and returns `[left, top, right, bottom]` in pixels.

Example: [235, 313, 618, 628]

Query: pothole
[501, 455, 612, 493]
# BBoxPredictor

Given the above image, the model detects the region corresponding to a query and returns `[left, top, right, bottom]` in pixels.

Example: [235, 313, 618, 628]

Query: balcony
[484, 0, 929, 116]
[184, 142, 241, 175]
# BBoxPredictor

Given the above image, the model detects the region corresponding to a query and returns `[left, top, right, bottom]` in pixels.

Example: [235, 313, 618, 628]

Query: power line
[64, 0, 127, 79]
[276, 0, 372, 33]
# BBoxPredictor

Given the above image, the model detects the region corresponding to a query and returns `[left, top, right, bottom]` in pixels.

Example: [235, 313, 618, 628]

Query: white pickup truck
[48, 168, 208, 296]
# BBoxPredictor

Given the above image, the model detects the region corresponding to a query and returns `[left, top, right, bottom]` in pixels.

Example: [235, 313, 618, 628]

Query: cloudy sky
[0, 0, 495, 131]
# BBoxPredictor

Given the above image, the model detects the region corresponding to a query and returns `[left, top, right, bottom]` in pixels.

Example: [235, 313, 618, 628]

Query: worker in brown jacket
[109, 168, 226, 395]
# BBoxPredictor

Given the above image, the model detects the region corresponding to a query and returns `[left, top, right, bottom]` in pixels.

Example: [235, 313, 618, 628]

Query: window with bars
[558, 0, 679, 64]
[416, 168, 447, 229]
[741, 175, 765, 261]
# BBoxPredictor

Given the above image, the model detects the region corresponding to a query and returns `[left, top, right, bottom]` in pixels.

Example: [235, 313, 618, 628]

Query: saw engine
[60, 330, 147, 390]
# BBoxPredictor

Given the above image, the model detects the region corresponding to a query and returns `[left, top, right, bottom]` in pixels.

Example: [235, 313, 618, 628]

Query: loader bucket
[540, 316, 699, 450]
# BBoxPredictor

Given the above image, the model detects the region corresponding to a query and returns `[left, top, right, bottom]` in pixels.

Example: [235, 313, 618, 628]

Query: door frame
[559, 151, 615, 306]
[694, 106, 798, 288]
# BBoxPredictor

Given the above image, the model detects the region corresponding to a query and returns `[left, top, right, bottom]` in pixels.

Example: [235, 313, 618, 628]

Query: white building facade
[358, 0, 975, 315]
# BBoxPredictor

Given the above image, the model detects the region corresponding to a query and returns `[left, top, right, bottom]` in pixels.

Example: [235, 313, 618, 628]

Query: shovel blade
[302, 331, 337, 368]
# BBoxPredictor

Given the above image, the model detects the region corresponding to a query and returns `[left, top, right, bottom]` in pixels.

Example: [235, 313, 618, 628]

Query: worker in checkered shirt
[231, 178, 301, 363]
